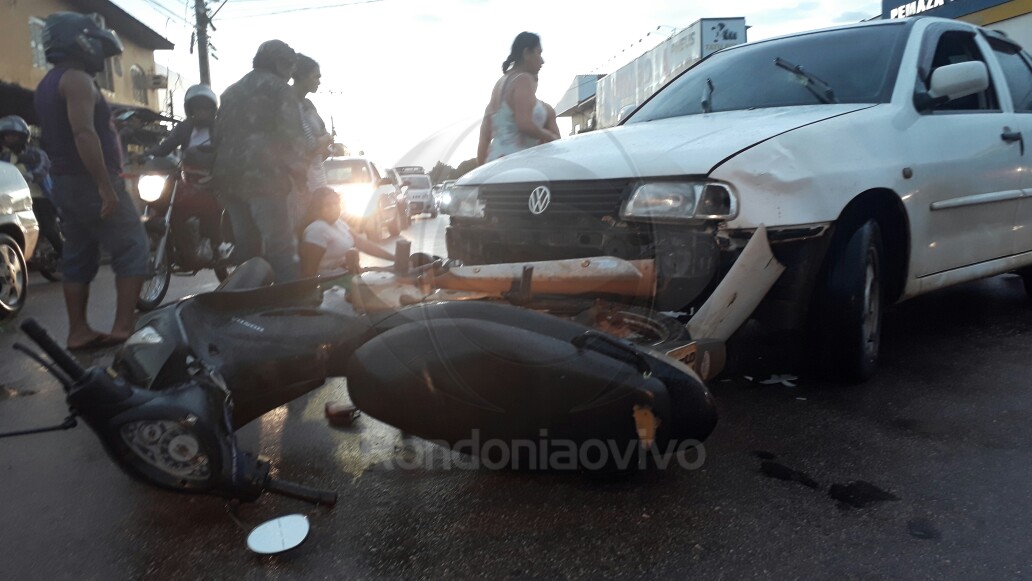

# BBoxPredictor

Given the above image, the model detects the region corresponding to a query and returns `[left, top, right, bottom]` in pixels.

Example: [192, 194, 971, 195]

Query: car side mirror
[379, 176, 393, 186]
[915, 61, 989, 112]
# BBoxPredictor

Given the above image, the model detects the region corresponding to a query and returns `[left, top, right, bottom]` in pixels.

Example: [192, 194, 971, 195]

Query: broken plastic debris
[760, 374, 798, 387]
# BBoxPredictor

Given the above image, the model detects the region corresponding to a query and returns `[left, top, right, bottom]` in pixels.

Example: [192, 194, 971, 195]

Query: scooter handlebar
[265, 478, 338, 507]
[19, 318, 87, 382]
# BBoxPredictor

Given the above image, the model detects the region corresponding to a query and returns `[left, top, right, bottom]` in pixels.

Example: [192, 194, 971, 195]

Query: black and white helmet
[43, 12, 124, 75]
[0, 115, 30, 137]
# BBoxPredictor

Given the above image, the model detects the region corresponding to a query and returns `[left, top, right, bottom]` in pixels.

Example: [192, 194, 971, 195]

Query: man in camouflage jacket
[213, 40, 307, 282]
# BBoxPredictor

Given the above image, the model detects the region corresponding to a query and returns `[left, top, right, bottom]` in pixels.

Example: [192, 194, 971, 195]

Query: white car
[324, 156, 402, 242]
[446, 17, 1032, 381]
[0, 161, 38, 320]
[400, 173, 437, 218]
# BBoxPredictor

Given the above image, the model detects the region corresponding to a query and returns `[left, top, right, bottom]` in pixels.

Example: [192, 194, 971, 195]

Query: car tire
[365, 215, 384, 242]
[0, 234, 28, 321]
[811, 219, 883, 383]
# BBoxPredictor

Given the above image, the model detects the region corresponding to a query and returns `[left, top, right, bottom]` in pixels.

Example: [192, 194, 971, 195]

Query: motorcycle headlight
[450, 186, 484, 218]
[126, 326, 165, 346]
[138, 175, 167, 203]
[621, 181, 737, 222]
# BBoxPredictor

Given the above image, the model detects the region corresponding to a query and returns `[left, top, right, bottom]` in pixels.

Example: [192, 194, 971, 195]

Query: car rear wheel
[811, 219, 883, 383]
[388, 212, 401, 237]
[365, 214, 384, 242]
[0, 234, 28, 321]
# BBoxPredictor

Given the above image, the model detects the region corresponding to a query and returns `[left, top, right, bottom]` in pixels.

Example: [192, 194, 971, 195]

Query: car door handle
[1002, 130, 1024, 155]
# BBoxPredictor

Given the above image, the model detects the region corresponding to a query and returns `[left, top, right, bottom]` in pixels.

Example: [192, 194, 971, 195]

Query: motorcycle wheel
[528, 299, 687, 347]
[33, 237, 62, 282]
[214, 211, 236, 282]
[138, 236, 172, 311]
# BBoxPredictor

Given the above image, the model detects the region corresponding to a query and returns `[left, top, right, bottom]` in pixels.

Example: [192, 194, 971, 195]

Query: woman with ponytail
[476, 32, 561, 166]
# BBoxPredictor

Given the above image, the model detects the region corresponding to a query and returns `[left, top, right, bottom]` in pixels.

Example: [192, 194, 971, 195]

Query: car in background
[324, 156, 402, 242]
[400, 173, 437, 219]
[0, 161, 39, 320]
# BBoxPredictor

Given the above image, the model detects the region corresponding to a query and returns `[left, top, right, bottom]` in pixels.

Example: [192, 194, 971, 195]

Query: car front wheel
[0, 234, 27, 321]
[811, 219, 883, 383]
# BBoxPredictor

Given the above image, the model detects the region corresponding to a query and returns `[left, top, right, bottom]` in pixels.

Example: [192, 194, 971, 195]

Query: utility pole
[194, 0, 211, 85]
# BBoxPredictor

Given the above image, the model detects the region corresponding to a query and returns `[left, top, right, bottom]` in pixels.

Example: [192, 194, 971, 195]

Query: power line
[139, 0, 192, 26]
[219, 0, 386, 20]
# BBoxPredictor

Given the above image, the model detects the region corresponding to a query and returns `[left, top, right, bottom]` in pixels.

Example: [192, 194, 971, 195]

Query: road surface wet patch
[828, 481, 900, 508]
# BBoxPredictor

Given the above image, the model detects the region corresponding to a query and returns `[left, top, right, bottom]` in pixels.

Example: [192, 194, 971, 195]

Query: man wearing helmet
[0, 115, 63, 262]
[137, 84, 224, 265]
[33, 12, 150, 351]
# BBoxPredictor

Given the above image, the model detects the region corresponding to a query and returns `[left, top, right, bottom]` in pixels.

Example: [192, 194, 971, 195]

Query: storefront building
[884, 0, 1032, 48]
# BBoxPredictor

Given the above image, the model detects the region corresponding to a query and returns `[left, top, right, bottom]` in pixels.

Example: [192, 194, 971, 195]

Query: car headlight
[0, 187, 33, 214]
[621, 181, 737, 221]
[450, 186, 484, 218]
[441, 193, 452, 206]
[336, 184, 377, 217]
[138, 175, 167, 203]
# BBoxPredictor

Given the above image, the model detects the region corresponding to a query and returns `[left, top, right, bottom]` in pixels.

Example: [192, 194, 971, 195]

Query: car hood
[460, 105, 874, 185]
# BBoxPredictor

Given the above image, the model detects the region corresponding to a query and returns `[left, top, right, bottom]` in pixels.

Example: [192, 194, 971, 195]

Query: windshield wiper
[701, 78, 714, 113]
[773, 57, 838, 104]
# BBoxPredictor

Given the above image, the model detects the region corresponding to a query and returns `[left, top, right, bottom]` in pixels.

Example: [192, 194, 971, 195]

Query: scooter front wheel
[138, 237, 172, 311]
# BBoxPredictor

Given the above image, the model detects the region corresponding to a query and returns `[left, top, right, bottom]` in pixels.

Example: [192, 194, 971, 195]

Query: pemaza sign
[883, 0, 1012, 19]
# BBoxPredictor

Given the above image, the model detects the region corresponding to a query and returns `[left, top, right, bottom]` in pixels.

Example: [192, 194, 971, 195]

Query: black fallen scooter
[4, 254, 719, 504]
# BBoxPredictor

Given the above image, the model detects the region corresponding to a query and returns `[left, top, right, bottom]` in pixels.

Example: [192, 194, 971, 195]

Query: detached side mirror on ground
[915, 61, 989, 112]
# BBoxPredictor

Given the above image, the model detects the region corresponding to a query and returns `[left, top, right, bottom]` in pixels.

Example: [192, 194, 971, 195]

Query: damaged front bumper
[446, 218, 832, 316]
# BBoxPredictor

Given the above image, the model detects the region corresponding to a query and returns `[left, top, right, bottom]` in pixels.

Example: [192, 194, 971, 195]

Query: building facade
[0, 0, 174, 123]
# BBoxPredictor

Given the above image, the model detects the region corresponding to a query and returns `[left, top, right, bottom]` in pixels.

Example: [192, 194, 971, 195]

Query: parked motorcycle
[135, 147, 234, 311]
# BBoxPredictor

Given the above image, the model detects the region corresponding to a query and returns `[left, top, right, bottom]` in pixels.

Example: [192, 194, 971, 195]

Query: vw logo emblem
[528, 186, 551, 215]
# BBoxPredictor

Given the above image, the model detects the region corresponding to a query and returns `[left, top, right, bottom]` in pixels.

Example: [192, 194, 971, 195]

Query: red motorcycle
[134, 146, 234, 310]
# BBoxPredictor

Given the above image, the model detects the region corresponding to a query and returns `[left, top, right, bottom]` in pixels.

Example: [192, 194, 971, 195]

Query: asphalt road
[1, 214, 1030, 579]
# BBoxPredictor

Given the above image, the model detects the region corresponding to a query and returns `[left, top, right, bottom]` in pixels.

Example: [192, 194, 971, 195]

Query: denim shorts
[50, 174, 149, 284]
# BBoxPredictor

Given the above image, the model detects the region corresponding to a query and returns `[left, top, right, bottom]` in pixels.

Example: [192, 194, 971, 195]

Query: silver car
[0, 161, 38, 320]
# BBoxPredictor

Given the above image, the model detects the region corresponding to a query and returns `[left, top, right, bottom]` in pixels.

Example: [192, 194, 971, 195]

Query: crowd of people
[2, 10, 557, 351]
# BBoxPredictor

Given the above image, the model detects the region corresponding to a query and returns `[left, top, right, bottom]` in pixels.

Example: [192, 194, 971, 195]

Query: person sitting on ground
[299, 187, 394, 277]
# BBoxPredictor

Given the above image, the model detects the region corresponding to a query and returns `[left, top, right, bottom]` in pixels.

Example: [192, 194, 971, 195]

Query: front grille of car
[481, 180, 632, 222]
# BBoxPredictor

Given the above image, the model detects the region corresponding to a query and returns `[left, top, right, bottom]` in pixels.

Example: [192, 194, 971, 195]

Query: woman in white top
[300, 188, 395, 277]
[477, 32, 561, 166]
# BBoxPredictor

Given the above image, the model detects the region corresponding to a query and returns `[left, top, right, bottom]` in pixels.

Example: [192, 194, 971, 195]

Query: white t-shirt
[189, 127, 211, 147]
[302, 219, 355, 274]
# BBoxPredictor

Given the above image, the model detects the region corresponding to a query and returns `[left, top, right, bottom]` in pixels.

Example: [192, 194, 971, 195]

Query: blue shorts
[50, 174, 149, 284]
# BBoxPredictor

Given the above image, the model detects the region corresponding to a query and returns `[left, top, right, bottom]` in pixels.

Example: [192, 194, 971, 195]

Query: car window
[924, 31, 999, 111]
[406, 176, 431, 189]
[324, 160, 371, 184]
[991, 46, 1032, 112]
[626, 24, 907, 123]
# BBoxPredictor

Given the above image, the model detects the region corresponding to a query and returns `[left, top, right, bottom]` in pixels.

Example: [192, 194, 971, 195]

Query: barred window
[131, 66, 149, 105]
[29, 17, 48, 69]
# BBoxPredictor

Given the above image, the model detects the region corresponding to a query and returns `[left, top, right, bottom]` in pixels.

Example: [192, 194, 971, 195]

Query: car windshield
[325, 160, 371, 184]
[627, 24, 908, 123]
[405, 175, 431, 189]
